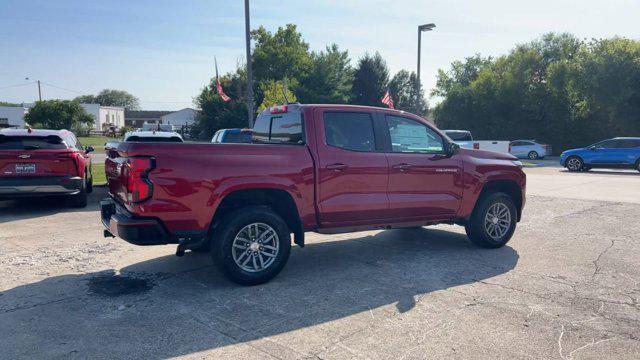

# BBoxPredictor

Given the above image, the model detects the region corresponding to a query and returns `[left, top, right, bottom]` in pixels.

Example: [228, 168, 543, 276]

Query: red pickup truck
[102, 104, 526, 285]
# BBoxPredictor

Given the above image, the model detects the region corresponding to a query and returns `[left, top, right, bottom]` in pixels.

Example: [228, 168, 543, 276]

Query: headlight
[511, 160, 523, 168]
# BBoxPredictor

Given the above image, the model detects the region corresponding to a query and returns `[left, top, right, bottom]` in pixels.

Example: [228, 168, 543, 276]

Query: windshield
[223, 131, 252, 143]
[0, 135, 67, 150]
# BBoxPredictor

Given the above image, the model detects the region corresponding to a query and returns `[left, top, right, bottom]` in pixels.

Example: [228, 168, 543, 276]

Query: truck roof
[259, 103, 429, 118]
[124, 131, 182, 139]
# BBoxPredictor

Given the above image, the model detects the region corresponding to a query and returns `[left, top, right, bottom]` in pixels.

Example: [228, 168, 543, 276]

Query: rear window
[324, 112, 376, 152]
[445, 131, 472, 142]
[253, 112, 303, 144]
[0, 135, 67, 150]
[125, 136, 183, 142]
[223, 131, 252, 143]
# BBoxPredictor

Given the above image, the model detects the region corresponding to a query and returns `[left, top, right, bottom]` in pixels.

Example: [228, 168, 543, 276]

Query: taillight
[473, 143, 480, 150]
[57, 152, 82, 176]
[270, 105, 288, 114]
[123, 157, 154, 203]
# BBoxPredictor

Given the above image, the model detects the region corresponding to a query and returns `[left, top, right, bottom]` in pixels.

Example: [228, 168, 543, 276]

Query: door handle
[392, 163, 412, 171]
[326, 163, 348, 171]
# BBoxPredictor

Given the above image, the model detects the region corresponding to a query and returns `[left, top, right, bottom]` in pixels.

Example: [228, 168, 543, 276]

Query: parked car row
[442, 130, 550, 159]
[2, 108, 638, 286]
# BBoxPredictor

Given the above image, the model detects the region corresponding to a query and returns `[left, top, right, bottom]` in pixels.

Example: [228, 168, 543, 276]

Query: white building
[160, 108, 199, 127]
[80, 104, 125, 131]
[0, 106, 28, 128]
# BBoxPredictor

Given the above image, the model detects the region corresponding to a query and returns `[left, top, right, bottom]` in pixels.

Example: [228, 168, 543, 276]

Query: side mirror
[85, 146, 94, 154]
[589, 146, 597, 151]
[447, 142, 460, 156]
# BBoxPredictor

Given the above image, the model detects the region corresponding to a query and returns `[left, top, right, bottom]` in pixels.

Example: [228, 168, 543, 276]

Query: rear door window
[0, 135, 67, 150]
[323, 112, 376, 152]
[618, 139, 640, 148]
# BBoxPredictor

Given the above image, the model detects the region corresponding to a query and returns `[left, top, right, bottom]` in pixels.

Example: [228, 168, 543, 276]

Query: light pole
[244, 0, 255, 128]
[25, 77, 42, 101]
[417, 23, 435, 89]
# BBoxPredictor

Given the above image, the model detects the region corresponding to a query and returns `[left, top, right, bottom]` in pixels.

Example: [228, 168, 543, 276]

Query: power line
[40, 81, 84, 95]
[0, 81, 37, 90]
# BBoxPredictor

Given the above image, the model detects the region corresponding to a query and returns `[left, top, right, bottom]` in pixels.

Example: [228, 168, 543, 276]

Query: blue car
[211, 128, 253, 143]
[509, 140, 549, 160]
[560, 137, 640, 172]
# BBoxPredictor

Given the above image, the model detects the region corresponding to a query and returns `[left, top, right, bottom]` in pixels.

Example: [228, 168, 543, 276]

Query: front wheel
[465, 192, 517, 248]
[565, 156, 583, 172]
[636, 160, 640, 173]
[211, 207, 291, 285]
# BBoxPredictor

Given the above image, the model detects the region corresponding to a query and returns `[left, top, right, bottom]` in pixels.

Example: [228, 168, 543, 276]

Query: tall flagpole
[244, 0, 255, 128]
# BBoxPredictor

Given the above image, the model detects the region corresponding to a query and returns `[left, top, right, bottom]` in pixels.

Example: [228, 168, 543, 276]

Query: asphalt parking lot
[1, 167, 639, 359]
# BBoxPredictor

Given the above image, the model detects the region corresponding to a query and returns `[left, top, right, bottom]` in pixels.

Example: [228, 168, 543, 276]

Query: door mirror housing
[85, 146, 95, 154]
[446, 142, 460, 156]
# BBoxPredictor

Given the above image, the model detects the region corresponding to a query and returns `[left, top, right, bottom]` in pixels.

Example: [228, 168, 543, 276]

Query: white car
[123, 131, 184, 143]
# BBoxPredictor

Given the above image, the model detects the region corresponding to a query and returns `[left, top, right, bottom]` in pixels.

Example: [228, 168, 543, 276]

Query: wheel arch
[210, 187, 304, 247]
[473, 180, 523, 222]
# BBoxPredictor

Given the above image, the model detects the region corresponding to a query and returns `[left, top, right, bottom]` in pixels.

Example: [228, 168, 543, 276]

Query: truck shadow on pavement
[1, 228, 519, 358]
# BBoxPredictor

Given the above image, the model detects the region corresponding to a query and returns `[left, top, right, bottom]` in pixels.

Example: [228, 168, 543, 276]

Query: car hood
[459, 148, 518, 160]
[561, 148, 585, 156]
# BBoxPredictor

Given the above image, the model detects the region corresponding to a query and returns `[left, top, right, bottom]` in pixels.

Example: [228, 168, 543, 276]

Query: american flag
[214, 57, 230, 102]
[381, 89, 394, 109]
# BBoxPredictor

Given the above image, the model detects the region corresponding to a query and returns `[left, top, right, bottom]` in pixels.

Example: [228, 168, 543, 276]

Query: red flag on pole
[214, 57, 230, 102]
[381, 89, 394, 109]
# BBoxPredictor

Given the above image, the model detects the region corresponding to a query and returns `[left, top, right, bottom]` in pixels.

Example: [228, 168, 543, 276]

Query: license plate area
[15, 164, 36, 174]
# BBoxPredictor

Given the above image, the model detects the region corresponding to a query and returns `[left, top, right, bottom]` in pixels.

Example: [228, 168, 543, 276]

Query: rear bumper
[0, 176, 83, 198]
[101, 197, 170, 246]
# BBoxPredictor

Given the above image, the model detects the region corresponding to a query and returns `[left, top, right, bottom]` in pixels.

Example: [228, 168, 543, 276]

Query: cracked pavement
[1, 167, 639, 359]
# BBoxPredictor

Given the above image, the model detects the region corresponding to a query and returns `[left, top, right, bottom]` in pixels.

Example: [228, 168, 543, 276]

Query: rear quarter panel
[113, 142, 316, 234]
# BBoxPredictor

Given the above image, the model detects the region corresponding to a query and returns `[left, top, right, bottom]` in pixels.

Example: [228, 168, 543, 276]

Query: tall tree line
[192, 24, 428, 139]
[432, 33, 640, 153]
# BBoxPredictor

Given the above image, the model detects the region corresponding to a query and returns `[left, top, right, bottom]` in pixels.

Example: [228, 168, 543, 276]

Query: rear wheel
[565, 156, 583, 172]
[211, 207, 291, 285]
[86, 168, 93, 194]
[465, 192, 517, 248]
[67, 180, 87, 208]
[527, 151, 539, 160]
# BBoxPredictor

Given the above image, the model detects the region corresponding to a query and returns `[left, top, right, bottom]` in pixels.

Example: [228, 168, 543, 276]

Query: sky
[1, 0, 639, 110]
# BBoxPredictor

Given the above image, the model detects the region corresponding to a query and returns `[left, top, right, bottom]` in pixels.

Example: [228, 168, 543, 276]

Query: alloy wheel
[232, 223, 280, 273]
[484, 202, 512, 240]
[566, 157, 582, 171]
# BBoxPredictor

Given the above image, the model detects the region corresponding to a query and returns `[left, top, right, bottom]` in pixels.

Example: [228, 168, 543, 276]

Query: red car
[102, 104, 526, 285]
[0, 128, 94, 207]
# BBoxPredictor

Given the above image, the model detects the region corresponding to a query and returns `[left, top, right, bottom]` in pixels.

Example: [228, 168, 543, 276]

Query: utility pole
[244, 0, 255, 128]
[416, 23, 435, 90]
[25, 77, 42, 101]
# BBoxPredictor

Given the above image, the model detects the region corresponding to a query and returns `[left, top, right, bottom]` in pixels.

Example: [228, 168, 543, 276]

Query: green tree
[257, 80, 297, 112]
[432, 33, 640, 153]
[388, 70, 428, 116]
[24, 100, 93, 132]
[351, 52, 389, 106]
[0, 101, 21, 107]
[251, 24, 312, 84]
[74, 89, 139, 110]
[191, 66, 249, 140]
[298, 44, 353, 104]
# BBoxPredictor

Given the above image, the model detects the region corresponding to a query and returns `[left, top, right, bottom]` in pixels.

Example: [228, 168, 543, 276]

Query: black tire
[565, 156, 583, 172]
[465, 192, 517, 249]
[67, 180, 88, 208]
[211, 207, 291, 285]
[635, 160, 640, 173]
[527, 151, 539, 160]
[86, 168, 93, 194]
